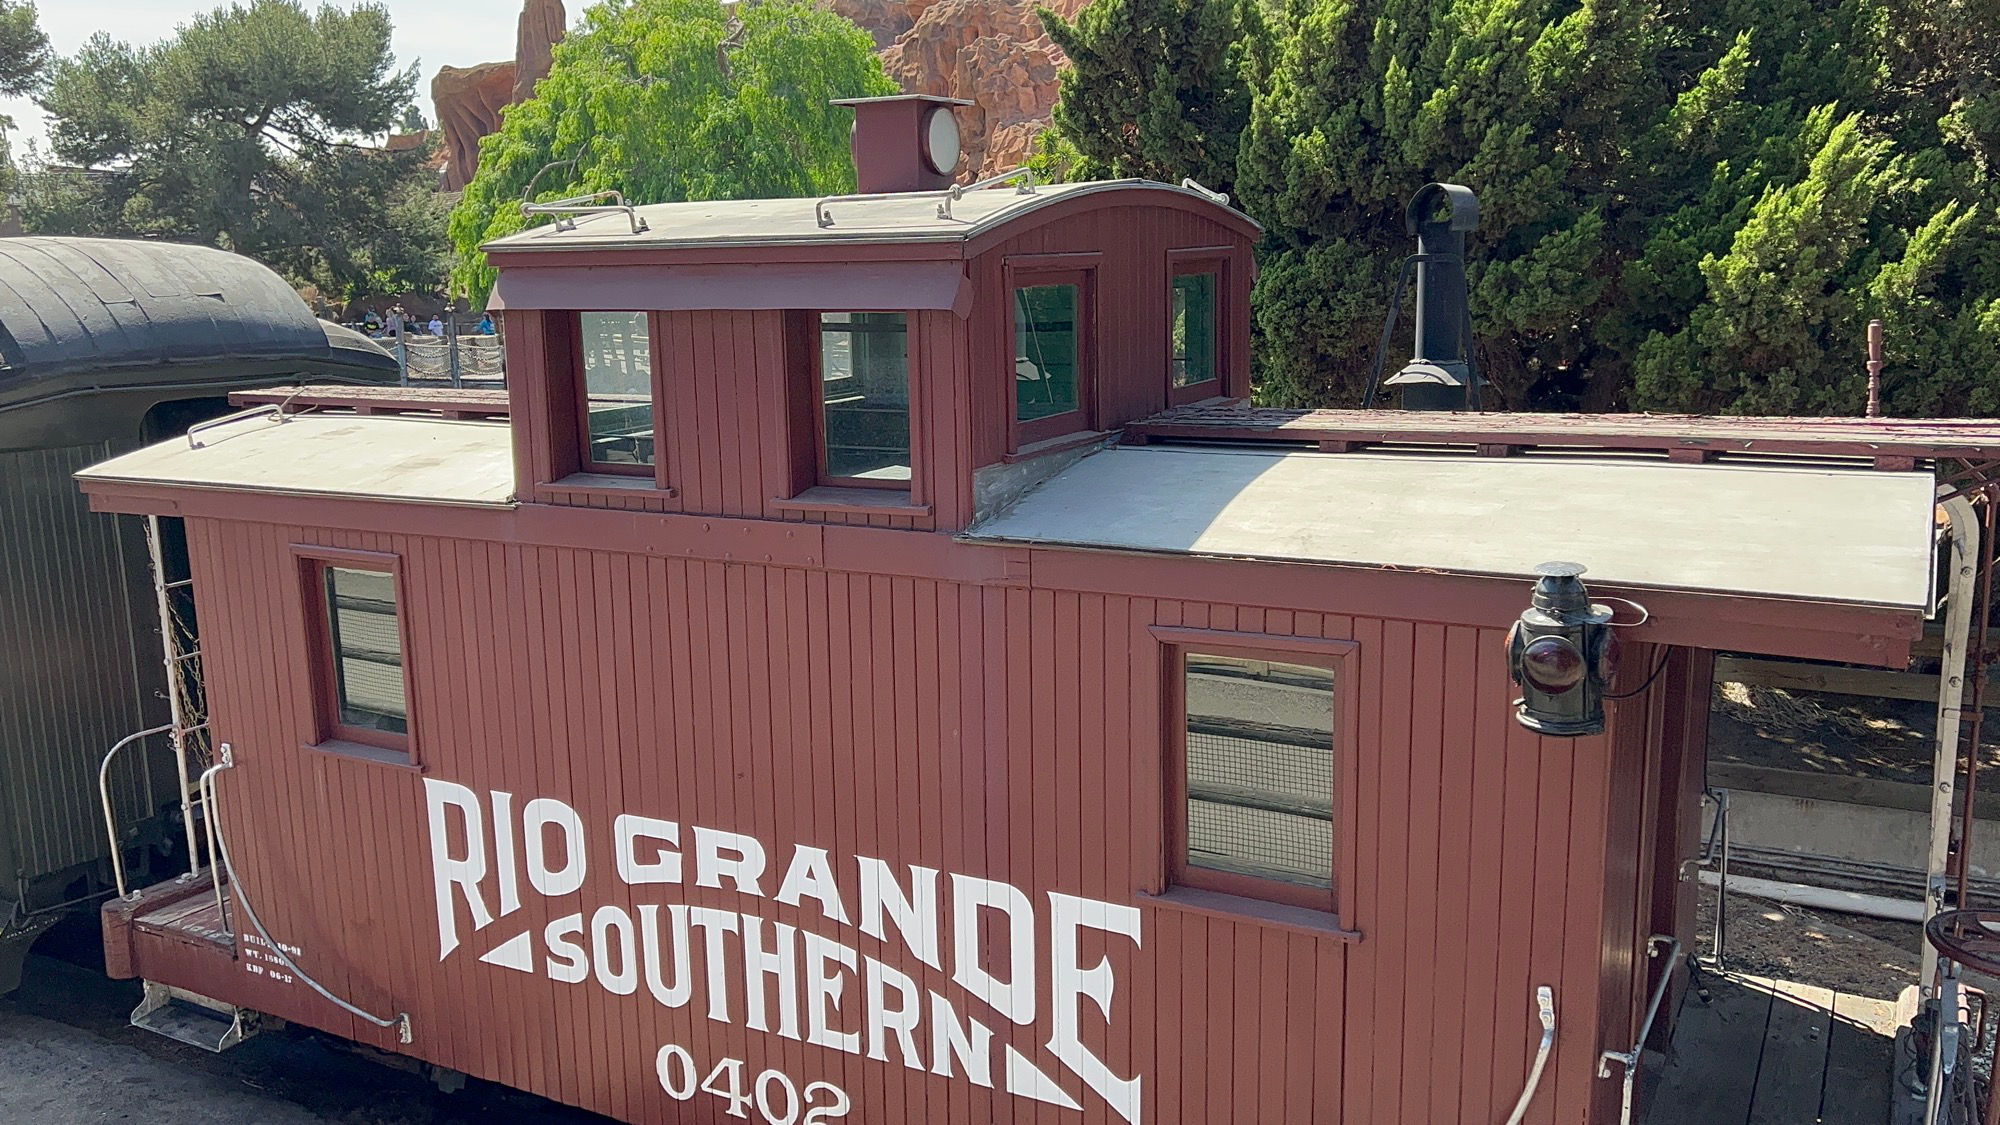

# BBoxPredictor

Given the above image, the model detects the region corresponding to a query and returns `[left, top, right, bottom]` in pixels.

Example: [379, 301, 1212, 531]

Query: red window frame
[573, 310, 658, 479]
[1007, 260, 1098, 449]
[806, 310, 919, 492]
[1154, 628, 1359, 918]
[1166, 249, 1230, 407]
[295, 545, 415, 763]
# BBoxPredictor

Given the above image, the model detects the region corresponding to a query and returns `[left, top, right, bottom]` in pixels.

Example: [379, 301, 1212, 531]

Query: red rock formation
[432, 0, 567, 193]
[874, 0, 1084, 176]
[514, 0, 567, 103]
[432, 61, 516, 192]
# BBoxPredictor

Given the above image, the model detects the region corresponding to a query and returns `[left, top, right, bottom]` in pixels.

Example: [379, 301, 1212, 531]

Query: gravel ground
[0, 921, 609, 1124]
[1697, 886, 1925, 1001]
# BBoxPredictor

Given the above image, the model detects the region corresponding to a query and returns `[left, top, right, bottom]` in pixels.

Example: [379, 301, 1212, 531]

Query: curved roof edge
[0, 236, 396, 394]
[481, 178, 1261, 256]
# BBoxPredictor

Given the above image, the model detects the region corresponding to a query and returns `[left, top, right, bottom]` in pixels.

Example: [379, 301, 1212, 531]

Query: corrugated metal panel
[0, 443, 166, 904]
[151, 513, 1668, 1124]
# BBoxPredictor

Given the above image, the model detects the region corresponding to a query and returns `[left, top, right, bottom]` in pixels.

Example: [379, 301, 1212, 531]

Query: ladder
[142, 514, 229, 930]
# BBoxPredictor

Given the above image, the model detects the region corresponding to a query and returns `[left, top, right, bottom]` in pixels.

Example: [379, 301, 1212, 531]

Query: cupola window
[577, 311, 655, 473]
[818, 312, 912, 485]
[1010, 266, 1095, 445]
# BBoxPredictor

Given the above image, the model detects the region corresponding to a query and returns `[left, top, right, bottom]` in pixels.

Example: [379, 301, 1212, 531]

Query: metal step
[130, 981, 259, 1052]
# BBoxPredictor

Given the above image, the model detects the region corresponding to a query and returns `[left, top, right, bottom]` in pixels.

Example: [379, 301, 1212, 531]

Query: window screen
[1171, 269, 1220, 388]
[1182, 653, 1335, 889]
[1014, 283, 1081, 422]
[324, 566, 407, 735]
[819, 312, 912, 483]
[579, 311, 654, 469]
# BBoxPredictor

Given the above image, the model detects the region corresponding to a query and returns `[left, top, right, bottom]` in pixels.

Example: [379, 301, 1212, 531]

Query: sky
[2, 0, 546, 156]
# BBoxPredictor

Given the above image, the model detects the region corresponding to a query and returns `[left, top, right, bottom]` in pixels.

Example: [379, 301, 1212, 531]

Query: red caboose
[76, 96, 1997, 1123]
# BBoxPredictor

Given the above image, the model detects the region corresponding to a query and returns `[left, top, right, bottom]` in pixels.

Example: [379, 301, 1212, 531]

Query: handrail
[521, 190, 649, 234]
[815, 166, 1036, 229]
[199, 744, 412, 1043]
[1502, 985, 1557, 1125]
[186, 405, 278, 449]
[1598, 935, 1682, 1125]
[98, 724, 174, 898]
[1179, 177, 1231, 207]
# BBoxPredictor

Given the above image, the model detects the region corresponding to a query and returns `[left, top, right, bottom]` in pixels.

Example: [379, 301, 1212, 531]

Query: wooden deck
[132, 885, 233, 950]
[1645, 968, 1905, 1125]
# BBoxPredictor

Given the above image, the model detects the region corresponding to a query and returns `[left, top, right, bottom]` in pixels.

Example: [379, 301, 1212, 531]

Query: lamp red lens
[1521, 636, 1585, 693]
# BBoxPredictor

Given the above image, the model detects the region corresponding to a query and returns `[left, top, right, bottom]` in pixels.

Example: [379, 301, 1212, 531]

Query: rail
[1179, 177, 1231, 207]
[521, 190, 649, 234]
[1597, 934, 1681, 1125]
[199, 744, 412, 1043]
[815, 166, 1036, 229]
[97, 724, 174, 898]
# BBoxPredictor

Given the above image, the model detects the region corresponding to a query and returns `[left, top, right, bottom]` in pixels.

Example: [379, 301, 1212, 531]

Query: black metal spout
[1378, 182, 1481, 411]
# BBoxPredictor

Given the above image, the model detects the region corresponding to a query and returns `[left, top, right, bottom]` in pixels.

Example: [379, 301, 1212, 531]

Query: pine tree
[25, 1, 445, 301]
[1046, 0, 2000, 415]
[1038, 0, 1260, 196]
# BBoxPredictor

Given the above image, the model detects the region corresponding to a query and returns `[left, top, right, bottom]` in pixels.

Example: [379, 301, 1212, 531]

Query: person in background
[476, 312, 495, 335]
[428, 314, 445, 336]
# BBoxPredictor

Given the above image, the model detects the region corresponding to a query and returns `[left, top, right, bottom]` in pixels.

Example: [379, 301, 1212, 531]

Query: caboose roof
[963, 446, 1939, 609]
[75, 409, 515, 508]
[480, 179, 1255, 255]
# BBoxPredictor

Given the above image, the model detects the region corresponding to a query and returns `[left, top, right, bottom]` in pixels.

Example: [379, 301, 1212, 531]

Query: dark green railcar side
[0, 237, 402, 991]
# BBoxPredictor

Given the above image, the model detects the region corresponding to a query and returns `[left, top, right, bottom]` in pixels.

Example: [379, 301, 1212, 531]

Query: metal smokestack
[1367, 182, 1483, 411]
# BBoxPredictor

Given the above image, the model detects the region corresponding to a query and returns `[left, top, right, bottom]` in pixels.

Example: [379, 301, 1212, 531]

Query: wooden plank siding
[160, 510, 1682, 1124]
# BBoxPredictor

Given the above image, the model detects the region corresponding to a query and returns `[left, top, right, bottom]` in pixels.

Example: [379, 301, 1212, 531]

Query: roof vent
[832, 95, 972, 195]
[1365, 183, 1482, 411]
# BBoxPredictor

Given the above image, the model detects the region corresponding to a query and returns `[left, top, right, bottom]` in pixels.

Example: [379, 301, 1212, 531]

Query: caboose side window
[577, 311, 656, 475]
[297, 547, 413, 764]
[1169, 643, 1343, 914]
[817, 312, 912, 485]
[1010, 267, 1095, 446]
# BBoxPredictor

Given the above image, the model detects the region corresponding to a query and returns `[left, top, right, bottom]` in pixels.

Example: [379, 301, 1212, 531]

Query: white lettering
[741, 916, 802, 1041]
[949, 874, 1037, 1024]
[688, 907, 740, 1024]
[591, 905, 638, 997]
[775, 846, 850, 925]
[928, 992, 995, 1088]
[615, 814, 682, 885]
[692, 827, 768, 896]
[523, 798, 587, 897]
[490, 789, 522, 917]
[1048, 892, 1144, 1125]
[423, 779, 492, 961]
[545, 912, 587, 983]
[801, 932, 862, 1055]
[856, 857, 940, 969]
[864, 956, 923, 1070]
[638, 904, 694, 1009]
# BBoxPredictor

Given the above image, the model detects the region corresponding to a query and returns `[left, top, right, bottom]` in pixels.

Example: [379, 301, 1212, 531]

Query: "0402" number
[655, 1043, 852, 1124]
